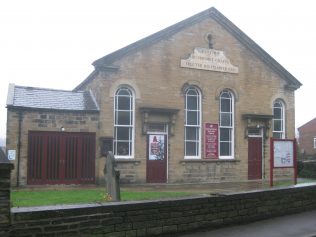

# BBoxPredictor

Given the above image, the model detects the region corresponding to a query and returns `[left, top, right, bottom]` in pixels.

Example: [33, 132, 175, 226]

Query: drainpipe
[262, 127, 266, 179]
[16, 110, 23, 187]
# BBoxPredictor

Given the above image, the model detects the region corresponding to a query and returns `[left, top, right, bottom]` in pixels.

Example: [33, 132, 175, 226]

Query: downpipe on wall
[16, 110, 23, 187]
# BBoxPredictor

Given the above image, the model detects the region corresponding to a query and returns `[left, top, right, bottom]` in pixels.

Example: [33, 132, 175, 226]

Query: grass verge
[11, 189, 194, 207]
[273, 178, 316, 187]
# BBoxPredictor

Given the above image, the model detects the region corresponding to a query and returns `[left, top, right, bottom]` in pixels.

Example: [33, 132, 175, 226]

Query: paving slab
[179, 209, 316, 237]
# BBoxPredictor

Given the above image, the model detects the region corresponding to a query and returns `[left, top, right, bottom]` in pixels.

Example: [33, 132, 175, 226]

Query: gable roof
[298, 117, 316, 131]
[74, 7, 302, 91]
[6, 84, 99, 112]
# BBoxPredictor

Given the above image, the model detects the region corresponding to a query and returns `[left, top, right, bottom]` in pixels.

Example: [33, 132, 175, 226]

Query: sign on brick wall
[204, 123, 218, 159]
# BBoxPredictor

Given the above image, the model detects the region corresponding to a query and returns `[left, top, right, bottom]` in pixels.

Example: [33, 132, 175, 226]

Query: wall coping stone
[12, 194, 209, 214]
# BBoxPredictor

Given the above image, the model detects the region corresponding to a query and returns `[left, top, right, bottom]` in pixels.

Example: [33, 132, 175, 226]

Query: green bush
[297, 160, 304, 174]
[298, 160, 316, 179]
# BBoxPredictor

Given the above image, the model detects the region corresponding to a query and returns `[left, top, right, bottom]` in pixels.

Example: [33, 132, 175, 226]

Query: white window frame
[273, 100, 285, 139]
[184, 87, 201, 159]
[114, 87, 135, 159]
[219, 90, 234, 159]
[314, 137, 316, 149]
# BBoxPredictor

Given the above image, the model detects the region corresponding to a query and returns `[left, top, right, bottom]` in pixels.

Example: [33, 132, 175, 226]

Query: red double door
[146, 134, 167, 183]
[28, 131, 96, 185]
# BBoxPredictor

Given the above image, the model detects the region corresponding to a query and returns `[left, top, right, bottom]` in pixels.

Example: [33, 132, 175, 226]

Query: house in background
[298, 118, 316, 158]
[6, 7, 301, 186]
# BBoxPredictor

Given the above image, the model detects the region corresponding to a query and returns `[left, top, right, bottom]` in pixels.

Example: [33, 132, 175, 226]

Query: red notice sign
[204, 123, 218, 159]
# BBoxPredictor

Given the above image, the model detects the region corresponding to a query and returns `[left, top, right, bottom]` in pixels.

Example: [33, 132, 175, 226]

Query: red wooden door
[146, 134, 167, 183]
[248, 137, 262, 180]
[28, 131, 95, 185]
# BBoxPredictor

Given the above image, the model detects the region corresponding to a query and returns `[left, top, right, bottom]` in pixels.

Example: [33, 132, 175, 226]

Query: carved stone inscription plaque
[181, 47, 238, 74]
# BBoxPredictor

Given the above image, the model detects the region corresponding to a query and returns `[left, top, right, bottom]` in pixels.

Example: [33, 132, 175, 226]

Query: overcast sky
[1, 0, 315, 139]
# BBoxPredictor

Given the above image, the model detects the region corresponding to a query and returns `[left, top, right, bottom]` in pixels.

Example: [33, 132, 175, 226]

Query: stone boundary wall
[0, 150, 14, 237]
[10, 184, 316, 237]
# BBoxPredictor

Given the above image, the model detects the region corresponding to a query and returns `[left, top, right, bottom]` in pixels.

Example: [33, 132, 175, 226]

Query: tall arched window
[273, 100, 285, 138]
[184, 87, 201, 158]
[114, 87, 134, 158]
[219, 90, 234, 158]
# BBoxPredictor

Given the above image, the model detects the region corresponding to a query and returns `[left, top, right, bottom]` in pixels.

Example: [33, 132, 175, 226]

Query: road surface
[180, 210, 316, 237]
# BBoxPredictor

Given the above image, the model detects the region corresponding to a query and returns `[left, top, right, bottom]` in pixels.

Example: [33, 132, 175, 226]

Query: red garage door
[28, 131, 96, 185]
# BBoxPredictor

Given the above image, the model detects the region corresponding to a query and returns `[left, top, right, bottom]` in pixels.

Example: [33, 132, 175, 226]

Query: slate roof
[298, 117, 316, 131]
[0, 148, 9, 163]
[6, 84, 99, 112]
[74, 7, 302, 91]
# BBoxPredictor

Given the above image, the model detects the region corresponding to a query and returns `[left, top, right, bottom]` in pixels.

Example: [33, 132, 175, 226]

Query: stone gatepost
[104, 151, 121, 201]
[0, 149, 14, 237]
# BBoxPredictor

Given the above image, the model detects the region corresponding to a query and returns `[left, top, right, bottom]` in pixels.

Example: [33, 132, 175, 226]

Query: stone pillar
[104, 151, 121, 201]
[0, 149, 14, 237]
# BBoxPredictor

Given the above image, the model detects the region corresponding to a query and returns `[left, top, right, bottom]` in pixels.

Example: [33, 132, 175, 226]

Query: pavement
[20, 178, 314, 195]
[121, 179, 316, 194]
[179, 209, 316, 237]
[122, 179, 316, 237]
[19, 179, 271, 194]
[121, 179, 270, 194]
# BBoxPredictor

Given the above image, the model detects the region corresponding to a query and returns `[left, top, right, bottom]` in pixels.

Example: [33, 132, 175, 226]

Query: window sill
[180, 159, 240, 164]
[116, 159, 141, 165]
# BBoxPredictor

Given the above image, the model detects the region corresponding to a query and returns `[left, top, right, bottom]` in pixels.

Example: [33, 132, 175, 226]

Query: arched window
[219, 90, 234, 158]
[114, 87, 134, 158]
[273, 100, 285, 138]
[184, 87, 201, 158]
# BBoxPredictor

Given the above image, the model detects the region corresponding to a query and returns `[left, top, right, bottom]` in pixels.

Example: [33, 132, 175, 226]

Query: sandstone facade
[6, 7, 301, 185]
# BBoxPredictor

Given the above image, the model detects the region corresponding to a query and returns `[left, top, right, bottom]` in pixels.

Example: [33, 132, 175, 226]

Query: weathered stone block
[79, 220, 100, 228]
[163, 225, 178, 234]
[104, 231, 126, 237]
[136, 228, 147, 237]
[44, 224, 69, 232]
[125, 230, 137, 237]
[0, 214, 10, 224]
[146, 226, 163, 236]
[115, 223, 132, 231]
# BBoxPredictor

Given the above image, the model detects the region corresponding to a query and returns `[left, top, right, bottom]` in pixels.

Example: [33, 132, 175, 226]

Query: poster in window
[204, 123, 218, 159]
[149, 135, 165, 160]
[273, 140, 294, 167]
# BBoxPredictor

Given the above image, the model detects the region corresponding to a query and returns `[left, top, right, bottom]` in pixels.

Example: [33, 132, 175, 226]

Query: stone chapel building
[6, 7, 301, 186]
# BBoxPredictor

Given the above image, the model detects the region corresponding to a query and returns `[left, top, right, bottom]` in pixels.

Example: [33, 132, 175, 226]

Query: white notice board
[273, 140, 294, 168]
[7, 149, 16, 161]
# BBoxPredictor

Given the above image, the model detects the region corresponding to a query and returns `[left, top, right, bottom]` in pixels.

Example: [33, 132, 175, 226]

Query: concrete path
[180, 210, 316, 237]
[121, 180, 269, 194]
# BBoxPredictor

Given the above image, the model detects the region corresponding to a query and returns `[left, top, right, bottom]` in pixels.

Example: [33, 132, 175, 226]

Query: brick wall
[0, 150, 14, 237]
[298, 118, 316, 156]
[10, 184, 316, 237]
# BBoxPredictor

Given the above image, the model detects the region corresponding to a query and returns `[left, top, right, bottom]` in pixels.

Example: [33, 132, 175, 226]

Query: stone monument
[104, 151, 121, 201]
